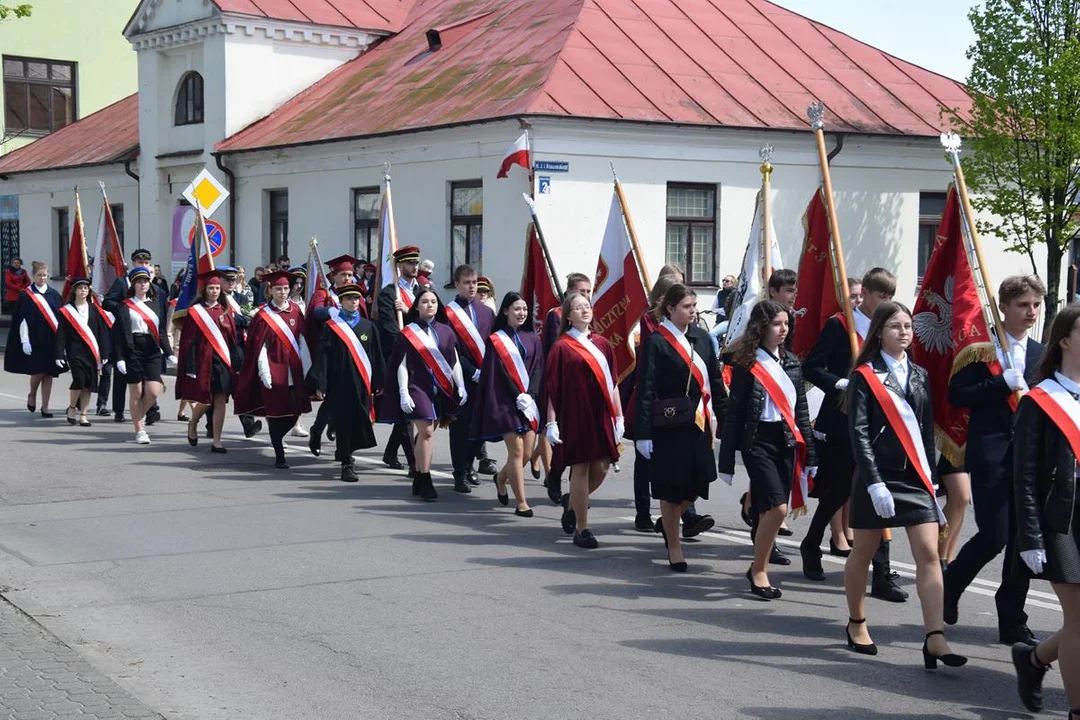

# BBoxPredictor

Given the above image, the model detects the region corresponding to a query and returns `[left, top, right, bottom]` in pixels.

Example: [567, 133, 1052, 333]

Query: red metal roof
[0, 95, 140, 175]
[217, 0, 974, 153]
[213, 0, 416, 32]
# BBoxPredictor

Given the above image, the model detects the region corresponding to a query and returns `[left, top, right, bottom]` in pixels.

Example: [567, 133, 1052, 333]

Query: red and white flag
[497, 131, 530, 179]
[90, 192, 124, 302]
[520, 223, 560, 322]
[592, 187, 648, 381]
[373, 181, 398, 320]
[725, 190, 784, 345]
[62, 190, 89, 300]
[791, 188, 843, 359]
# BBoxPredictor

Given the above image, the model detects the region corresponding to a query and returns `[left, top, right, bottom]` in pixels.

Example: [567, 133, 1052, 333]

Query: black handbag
[649, 367, 695, 428]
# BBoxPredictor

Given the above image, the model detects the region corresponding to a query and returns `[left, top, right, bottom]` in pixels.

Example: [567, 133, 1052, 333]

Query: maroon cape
[378, 320, 460, 424]
[544, 332, 619, 465]
[175, 303, 238, 405]
[234, 302, 312, 418]
[470, 329, 543, 440]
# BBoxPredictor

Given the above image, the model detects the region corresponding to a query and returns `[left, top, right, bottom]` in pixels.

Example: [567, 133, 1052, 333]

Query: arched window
[174, 71, 203, 126]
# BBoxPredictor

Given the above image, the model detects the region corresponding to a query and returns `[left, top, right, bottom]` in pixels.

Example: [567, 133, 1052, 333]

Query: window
[352, 187, 380, 261]
[665, 183, 717, 285]
[268, 190, 288, 261]
[3, 56, 76, 135]
[174, 72, 204, 126]
[110, 204, 124, 250]
[54, 207, 69, 277]
[917, 192, 947, 282]
[450, 180, 482, 280]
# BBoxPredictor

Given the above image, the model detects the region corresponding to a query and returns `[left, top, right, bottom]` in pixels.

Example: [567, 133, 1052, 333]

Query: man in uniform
[376, 246, 422, 473]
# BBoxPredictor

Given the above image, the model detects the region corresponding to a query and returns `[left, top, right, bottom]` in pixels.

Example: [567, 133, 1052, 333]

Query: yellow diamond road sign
[183, 168, 229, 217]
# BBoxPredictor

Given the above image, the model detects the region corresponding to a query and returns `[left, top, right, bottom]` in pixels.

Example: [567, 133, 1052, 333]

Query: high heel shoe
[66, 407, 77, 425]
[738, 492, 754, 527]
[746, 567, 781, 600]
[493, 472, 509, 506]
[845, 618, 878, 655]
[39, 409, 53, 419]
[922, 630, 967, 669]
[829, 537, 852, 557]
[514, 507, 534, 518]
[655, 518, 687, 572]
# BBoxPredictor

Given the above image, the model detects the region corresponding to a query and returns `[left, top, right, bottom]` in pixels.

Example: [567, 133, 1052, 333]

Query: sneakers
[573, 529, 599, 549]
[340, 463, 359, 483]
[134, 430, 150, 445]
[290, 423, 309, 438]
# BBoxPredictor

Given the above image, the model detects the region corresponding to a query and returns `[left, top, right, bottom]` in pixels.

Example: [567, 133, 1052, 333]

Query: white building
[0, 0, 1054, 312]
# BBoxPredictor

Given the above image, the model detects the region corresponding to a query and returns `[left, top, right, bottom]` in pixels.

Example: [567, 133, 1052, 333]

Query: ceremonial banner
[592, 189, 648, 381]
[911, 185, 995, 466]
[373, 182, 398, 321]
[62, 191, 89, 300]
[520, 223, 560, 322]
[90, 193, 124, 302]
[725, 190, 784, 345]
[791, 189, 841, 359]
[172, 209, 216, 320]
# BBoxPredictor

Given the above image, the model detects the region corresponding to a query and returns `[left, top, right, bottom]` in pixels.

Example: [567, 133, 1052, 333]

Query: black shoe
[634, 514, 655, 532]
[453, 473, 472, 494]
[738, 492, 754, 527]
[66, 407, 77, 425]
[340, 463, 359, 483]
[544, 473, 562, 505]
[96, 406, 110, 416]
[845, 618, 878, 656]
[309, 433, 321, 457]
[274, 458, 289, 469]
[411, 475, 421, 496]
[466, 471, 481, 487]
[210, 445, 227, 454]
[829, 537, 852, 557]
[478, 458, 498, 476]
[769, 544, 791, 566]
[326, 427, 336, 442]
[244, 419, 263, 439]
[656, 519, 688, 572]
[177, 413, 190, 422]
[1012, 642, 1048, 712]
[114, 413, 125, 423]
[78, 418, 91, 427]
[407, 466, 417, 479]
[871, 571, 909, 603]
[1000, 624, 1037, 646]
[205, 425, 213, 439]
[493, 472, 508, 505]
[922, 630, 967, 669]
[746, 567, 781, 600]
[572, 529, 598, 549]
[145, 407, 160, 425]
[515, 508, 534, 518]
[800, 539, 826, 581]
[418, 472, 438, 502]
[681, 514, 715, 539]
[382, 454, 405, 470]
[560, 494, 576, 535]
[530, 462, 541, 480]
[777, 526, 794, 537]
[39, 410, 53, 419]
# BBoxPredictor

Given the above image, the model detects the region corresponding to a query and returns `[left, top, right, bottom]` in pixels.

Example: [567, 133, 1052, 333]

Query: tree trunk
[1045, 242, 1064, 342]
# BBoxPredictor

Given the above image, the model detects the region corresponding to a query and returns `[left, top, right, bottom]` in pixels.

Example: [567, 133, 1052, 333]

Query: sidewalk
[0, 597, 162, 720]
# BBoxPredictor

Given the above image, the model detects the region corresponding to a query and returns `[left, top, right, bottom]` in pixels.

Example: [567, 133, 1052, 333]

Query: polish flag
[90, 195, 124, 303]
[62, 191, 89, 300]
[497, 131, 530, 179]
[591, 189, 648, 381]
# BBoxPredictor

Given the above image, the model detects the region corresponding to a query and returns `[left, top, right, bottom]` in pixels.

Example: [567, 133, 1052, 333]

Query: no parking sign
[189, 219, 226, 257]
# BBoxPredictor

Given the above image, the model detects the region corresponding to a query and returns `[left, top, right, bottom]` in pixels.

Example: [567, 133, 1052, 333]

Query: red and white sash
[326, 309, 375, 421]
[24, 288, 58, 333]
[1027, 378, 1080, 460]
[656, 319, 713, 436]
[95, 304, 115, 329]
[260, 305, 302, 366]
[832, 309, 868, 344]
[398, 281, 414, 312]
[491, 330, 538, 431]
[401, 322, 454, 396]
[224, 294, 247, 342]
[446, 300, 485, 368]
[561, 329, 619, 423]
[328, 288, 342, 308]
[855, 362, 945, 525]
[124, 298, 160, 342]
[58, 304, 100, 366]
[750, 348, 809, 512]
[189, 304, 232, 368]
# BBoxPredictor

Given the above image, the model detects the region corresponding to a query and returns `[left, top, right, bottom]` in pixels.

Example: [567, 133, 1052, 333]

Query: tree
[0, 4, 31, 20]
[946, 0, 1080, 333]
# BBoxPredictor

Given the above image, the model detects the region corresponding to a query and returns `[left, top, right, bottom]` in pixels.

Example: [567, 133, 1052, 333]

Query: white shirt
[853, 306, 871, 339]
[996, 332, 1027, 376]
[881, 351, 909, 392]
[1056, 371, 1080, 399]
[758, 349, 784, 422]
[73, 303, 89, 320]
[127, 297, 156, 334]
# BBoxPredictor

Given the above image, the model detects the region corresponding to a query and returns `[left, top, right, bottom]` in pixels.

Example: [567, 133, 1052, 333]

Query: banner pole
[759, 146, 774, 298]
[522, 193, 564, 298]
[610, 163, 652, 291]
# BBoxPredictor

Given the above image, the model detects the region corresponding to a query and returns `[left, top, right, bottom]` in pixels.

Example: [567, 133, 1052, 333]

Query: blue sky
[771, 1, 978, 82]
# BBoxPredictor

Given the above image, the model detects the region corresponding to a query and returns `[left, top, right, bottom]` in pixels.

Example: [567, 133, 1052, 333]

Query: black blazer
[114, 293, 172, 359]
[848, 352, 936, 489]
[718, 348, 816, 475]
[1014, 390, 1078, 553]
[948, 337, 1044, 476]
[375, 282, 415, 359]
[634, 325, 724, 441]
[802, 316, 852, 439]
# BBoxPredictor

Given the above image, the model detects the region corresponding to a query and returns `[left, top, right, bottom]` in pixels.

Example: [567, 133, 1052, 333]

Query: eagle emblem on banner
[913, 276, 954, 355]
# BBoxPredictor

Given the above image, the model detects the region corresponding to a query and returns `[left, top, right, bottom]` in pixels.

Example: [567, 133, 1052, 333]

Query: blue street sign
[538, 176, 551, 194]
[534, 161, 569, 173]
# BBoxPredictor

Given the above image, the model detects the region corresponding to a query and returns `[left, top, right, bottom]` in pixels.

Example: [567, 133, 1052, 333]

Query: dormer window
[174, 71, 203, 125]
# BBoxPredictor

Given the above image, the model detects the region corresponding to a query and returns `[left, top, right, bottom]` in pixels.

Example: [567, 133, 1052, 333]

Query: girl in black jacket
[844, 301, 964, 669]
[1011, 304, 1080, 717]
[719, 300, 816, 600]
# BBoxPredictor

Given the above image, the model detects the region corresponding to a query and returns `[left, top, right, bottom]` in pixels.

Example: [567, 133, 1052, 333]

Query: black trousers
[449, 409, 482, 473]
[97, 364, 112, 409]
[312, 401, 332, 431]
[945, 465, 1029, 629]
[268, 416, 297, 461]
[384, 422, 415, 465]
[805, 437, 853, 549]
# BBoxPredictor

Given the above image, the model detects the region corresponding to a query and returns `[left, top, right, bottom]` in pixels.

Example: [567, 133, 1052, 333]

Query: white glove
[835, 378, 849, 391]
[115, 360, 127, 375]
[21, 341, 31, 356]
[515, 393, 531, 413]
[471, 369, 480, 383]
[719, 472, 734, 486]
[457, 384, 468, 406]
[260, 372, 272, 390]
[545, 421, 562, 445]
[635, 439, 653, 459]
[1004, 368, 1027, 392]
[186, 373, 196, 379]
[55, 359, 66, 369]
[167, 355, 178, 367]
[868, 482, 896, 519]
[807, 466, 818, 480]
[614, 416, 625, 441]
[399, 389, 415, 414]
[1021, 549, 1047, 575]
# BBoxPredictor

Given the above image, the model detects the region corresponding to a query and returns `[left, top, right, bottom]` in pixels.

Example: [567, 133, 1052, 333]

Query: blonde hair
[31, 261, 47, 275]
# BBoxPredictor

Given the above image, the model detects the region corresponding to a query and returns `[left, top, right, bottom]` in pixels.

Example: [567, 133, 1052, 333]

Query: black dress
[848, 353, 939, 529]
[55, 303, 107, 392]
[115, 295, 172, 384]
[634, 324, 723, 504]
[4, 285, 63, 377]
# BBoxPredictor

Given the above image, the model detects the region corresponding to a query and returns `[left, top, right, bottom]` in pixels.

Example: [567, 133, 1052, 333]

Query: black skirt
[126, 334, 163, 384]
[67, 356, 98, 392]
[649, 423, 716, 504]
[742, 422, 795, 515]
[209, 355, 231, 396]
[851, 465, 939, 529]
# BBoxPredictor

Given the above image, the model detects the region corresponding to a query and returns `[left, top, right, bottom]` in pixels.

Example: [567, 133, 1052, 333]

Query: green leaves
[0, 4, 32, 20]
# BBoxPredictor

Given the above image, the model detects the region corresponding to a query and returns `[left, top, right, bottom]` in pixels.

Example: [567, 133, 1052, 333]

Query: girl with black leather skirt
[1011, 304, 1080, 717]
[719, 300, 816, 599]
[115, 267, 175, 445]
[844, 301, 965, 669]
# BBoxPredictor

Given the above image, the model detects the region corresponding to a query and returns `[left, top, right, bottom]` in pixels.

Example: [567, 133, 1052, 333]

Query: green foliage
[0, 4, 32, 20]
[945, 0, 1080, 329]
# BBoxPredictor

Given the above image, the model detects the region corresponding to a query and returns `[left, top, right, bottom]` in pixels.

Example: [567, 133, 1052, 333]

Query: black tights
[384, 422, 415, 466]
[805, 468, 851, 549]
[268, 416, 297, 462]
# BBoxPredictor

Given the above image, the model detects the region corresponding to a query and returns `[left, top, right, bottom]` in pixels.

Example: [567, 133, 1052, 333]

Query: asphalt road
[0, 370, 1062, 719]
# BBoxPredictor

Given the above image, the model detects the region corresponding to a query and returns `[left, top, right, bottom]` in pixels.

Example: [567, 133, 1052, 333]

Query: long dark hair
[852, 301, 913, 369]
[402, 287, 446, 325]
[493, 291, 534, 334]
[728, 299, 788, 368]
[557, 291, 589, 334]
[1037, 304, 1080, 382]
